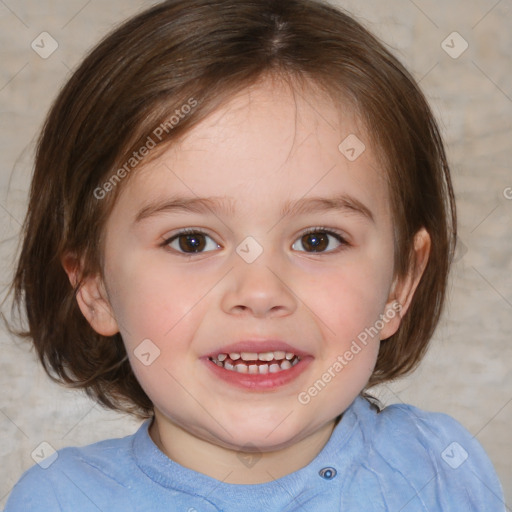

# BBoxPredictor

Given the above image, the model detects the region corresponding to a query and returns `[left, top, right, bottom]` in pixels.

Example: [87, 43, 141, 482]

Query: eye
[164, 229, 220, 254]
[292, 228, 348, 253]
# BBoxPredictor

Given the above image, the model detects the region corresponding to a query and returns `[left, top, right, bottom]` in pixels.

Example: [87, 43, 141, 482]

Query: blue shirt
[4, 396, 506, 511]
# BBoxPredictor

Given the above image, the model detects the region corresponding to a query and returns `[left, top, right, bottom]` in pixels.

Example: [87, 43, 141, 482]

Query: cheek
[306, 255, 393, 343]
[105, 253, 214, 344]
[114, 264, 210, 406]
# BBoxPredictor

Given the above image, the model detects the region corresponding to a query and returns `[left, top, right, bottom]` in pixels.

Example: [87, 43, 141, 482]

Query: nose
[220, 250, 297, 318]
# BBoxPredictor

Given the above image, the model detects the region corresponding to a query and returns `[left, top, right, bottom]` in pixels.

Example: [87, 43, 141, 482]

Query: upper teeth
[225, 351, 293, 361]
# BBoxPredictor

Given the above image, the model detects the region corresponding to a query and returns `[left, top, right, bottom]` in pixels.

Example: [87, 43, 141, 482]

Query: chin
[212, 412, 318, 452]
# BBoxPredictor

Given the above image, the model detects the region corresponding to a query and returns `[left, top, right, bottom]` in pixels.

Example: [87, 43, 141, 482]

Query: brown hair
[9, 0, 456, 418]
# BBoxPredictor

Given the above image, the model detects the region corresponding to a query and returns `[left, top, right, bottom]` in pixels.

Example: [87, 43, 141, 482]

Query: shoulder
[4, 427, 142, 512]
[350, 397, 506, 510]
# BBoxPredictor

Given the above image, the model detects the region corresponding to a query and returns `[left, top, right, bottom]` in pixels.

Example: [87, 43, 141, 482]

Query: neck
[148, 412, 338, 484]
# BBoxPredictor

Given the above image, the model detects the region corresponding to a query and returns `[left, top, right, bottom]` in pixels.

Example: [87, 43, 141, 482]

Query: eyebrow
[134, 196, 236, 223]
[134, 193, 374, 223]
[280, 194, 374, 223]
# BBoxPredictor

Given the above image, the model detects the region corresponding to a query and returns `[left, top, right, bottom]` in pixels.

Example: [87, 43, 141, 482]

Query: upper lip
[204, 339, 311, 358]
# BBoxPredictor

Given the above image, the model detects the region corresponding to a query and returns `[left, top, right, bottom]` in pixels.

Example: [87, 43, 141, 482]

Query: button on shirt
[5, 396, 506, 511]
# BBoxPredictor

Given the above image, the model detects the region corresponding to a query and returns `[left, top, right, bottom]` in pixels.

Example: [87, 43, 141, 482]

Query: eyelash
[297, 227, 349, 254]
[161, 227, 350, 256]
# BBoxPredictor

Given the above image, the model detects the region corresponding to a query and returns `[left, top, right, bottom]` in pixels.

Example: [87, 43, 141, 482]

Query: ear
[379, 227, 431, 340]
[61, 253, 119, 336]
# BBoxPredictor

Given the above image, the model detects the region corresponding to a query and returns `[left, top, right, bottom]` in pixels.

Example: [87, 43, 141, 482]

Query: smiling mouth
[208, 351, 301, 374]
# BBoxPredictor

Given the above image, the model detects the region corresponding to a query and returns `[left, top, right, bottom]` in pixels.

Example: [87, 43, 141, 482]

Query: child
[5, 0, 506, 510]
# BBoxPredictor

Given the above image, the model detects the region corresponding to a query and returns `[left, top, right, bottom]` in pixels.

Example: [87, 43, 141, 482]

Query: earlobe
[61, 253, 119, 336]
[380, 227, 431, 340]
[379, 299, 403, 341]
[76, 277, 120, 336]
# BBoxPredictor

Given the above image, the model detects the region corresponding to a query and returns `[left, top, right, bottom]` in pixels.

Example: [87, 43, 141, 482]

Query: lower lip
[202, 357, 313, 391]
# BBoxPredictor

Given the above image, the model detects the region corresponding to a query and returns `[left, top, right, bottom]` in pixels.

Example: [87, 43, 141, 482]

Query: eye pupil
[180, 234, 205, 252]
[302, 232, 328, 252]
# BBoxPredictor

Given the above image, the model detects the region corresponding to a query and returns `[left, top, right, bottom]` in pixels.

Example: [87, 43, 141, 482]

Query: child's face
[90, 78, 404, 452]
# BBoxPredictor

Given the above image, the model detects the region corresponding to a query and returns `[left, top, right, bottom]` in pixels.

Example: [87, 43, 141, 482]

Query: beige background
[1, 0, 511, 508]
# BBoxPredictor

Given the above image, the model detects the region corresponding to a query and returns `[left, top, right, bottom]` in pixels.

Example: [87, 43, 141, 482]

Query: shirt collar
[131, 395, 372, 506]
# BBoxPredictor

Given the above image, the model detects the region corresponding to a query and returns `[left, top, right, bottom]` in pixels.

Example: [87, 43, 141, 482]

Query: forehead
[121, 76, 390, 222]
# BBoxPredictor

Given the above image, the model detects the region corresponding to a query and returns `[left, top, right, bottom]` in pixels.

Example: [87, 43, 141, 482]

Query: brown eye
[292, 230, 346, 253]
[301, 232, 329, 252]
[178, 233, 206, 252]
[166, 231, 220, 254]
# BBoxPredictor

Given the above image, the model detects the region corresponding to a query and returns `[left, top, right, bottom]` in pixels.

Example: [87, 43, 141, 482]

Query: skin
[66, 74, 430, 484]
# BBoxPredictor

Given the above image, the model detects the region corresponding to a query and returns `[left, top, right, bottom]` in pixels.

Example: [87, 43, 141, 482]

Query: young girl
[5, 0, 505, 510]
